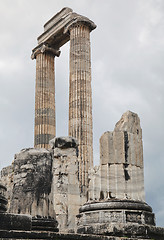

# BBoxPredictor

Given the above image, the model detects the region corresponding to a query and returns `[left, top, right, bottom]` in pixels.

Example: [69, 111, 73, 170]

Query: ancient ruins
[31, 7, 96, 192]
[0, 7, 164, 240]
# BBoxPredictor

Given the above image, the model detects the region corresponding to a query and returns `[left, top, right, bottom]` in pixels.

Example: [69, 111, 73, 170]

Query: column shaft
[34, 51, 55, 149]
[69, 25, 93, 190]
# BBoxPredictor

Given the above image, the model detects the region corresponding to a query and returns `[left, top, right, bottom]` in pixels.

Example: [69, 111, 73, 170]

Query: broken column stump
[77, 111, 161, 239]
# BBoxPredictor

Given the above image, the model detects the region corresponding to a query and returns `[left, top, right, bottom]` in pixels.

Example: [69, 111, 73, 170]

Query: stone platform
[0, 230, 160, 240]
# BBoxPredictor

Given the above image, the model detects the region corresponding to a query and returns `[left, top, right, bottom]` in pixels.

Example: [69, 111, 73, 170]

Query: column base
[76, 199, 161, 239]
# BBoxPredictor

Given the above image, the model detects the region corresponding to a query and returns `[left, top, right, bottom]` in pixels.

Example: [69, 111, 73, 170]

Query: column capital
[64, 14, 97, 35]
[31, 44, 60, 60]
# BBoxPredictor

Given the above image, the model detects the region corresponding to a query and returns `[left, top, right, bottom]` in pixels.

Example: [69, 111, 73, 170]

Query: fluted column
[69, 24, 93, 190]
[32, 44, 60, 149]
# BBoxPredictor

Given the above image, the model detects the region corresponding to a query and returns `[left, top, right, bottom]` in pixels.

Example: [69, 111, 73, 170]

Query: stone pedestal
[76, 200, 164, 239]
[50, 136, 82, 232]
[77, 200, 155, 232]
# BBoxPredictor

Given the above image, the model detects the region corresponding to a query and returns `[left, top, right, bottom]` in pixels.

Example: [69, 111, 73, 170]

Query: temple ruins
[0, 7, 164, 240]
[31, 7, 96, 191]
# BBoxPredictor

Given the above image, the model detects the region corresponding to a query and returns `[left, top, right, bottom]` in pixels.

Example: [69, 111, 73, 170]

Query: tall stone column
[68, 23, 95, 191]
[32, 44, 60, 149]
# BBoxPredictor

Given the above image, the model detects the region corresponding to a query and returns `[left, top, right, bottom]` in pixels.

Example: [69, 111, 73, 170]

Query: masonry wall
[0, 137, 84, 232]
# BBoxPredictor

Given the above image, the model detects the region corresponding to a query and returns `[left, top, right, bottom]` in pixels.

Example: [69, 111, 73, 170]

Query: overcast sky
[0, 0, 163, 227]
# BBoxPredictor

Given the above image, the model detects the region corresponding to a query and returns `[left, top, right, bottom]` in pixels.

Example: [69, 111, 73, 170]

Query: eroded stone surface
[0, 230, 160, 240]
[0, 6, 163, 238]
[32, 7, 96, 192]
[0, 183, 8, 212]
[69, 23, 94, 192]
[81, 111, 153, 236]
[77, 223, 164, 240]
[88, 111, 144, 202]
[50, 136, 78, 149]
[1, 148, 55, 218]
[0, 213, 31, 231]
[35, 7, 96, 47]
[52, 142, 83, 232]
[0, 136, 84, 233]
[34, 49, 56, 149]
[114, 111, 142, 135]
[1, 165, 13, 211]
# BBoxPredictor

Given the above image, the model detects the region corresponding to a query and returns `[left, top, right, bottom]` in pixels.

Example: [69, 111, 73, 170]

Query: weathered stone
[32, 216, 58, 232]
[69, 22, 94, 191]
[0, 166, 13, 211]
[32, 8, 96, 193]
[78, 111, 159, 237]
[33, 47, 57, 149]
[0, 8, 164, 239]
[77, 223, 164, 240]
[0, 213, 31, 231]
[52, 140, 83, 232]
[35, 8, 96, 48]
[0, 184, 8, 212]
[14, 148, 50, 160]
[2, 148, 55, 219]
[50, 136, 78, 149]
[0, 229, 159, 240]
[88, 166, 100, 201]
[98, 111, 145, 202]
[77, 200, 155, 232]
[79, 200, 153, 213]
[88, 111, 145, 203]
[114, 111, 142, 135]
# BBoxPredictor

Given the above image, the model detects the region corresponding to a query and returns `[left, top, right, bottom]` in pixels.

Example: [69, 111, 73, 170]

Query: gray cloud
[0, 0, 163, 227]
